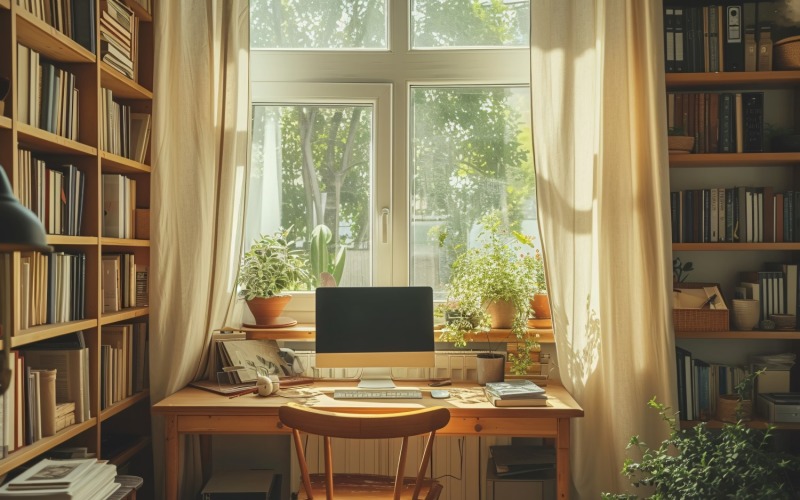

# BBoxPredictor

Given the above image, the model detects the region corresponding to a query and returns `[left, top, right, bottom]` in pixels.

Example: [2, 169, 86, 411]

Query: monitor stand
[358, 368, 396, 388]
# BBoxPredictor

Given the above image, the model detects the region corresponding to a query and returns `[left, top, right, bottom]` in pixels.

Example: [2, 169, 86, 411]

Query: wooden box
[135, 209, 150, 240]
[672, 282, 730, 332]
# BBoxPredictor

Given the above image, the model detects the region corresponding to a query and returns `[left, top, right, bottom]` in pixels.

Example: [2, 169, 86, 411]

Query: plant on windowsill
[437, 211, 538, 377]
[602, 372, 800, 499]
[237, 227, 311, 327]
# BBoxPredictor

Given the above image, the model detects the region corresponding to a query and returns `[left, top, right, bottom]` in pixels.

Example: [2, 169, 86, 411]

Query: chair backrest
[279, 403, 451, 500]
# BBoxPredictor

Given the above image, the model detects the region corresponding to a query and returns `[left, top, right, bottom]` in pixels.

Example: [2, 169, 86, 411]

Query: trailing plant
[672, 257, 693, 283]
[602, 394, 800, 500]
[309, 224, 346, 287]
[237, 228, 311, 300]
[438, 211, 538, 374]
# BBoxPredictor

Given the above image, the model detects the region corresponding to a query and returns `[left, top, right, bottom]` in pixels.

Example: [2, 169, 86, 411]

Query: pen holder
[732, 299, 759, 331]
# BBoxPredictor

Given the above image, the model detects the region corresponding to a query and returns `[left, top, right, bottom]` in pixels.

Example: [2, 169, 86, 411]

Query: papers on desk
[673, 286, 727, 310]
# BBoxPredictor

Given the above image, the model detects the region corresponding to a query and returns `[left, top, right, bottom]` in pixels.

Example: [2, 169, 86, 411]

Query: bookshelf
[664, 2, 800, 434]
[0, 0, 153, 493]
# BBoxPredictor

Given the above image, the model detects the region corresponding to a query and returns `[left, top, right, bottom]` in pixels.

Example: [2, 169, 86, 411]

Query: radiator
[286, 351, 512, 500]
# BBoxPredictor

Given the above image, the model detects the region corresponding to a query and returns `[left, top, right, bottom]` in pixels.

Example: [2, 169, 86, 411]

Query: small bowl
[769, 314, 796, 330]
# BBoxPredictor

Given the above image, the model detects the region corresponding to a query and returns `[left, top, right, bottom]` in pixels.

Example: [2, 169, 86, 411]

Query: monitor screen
[315, 286, 436, 371]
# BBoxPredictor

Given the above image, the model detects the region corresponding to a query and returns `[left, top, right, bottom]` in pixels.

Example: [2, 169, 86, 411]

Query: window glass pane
[411, 0, 530, 49]
[247, 105, 373, 289]
[250, 0, 387, 50]
[410, 87, 537, 299]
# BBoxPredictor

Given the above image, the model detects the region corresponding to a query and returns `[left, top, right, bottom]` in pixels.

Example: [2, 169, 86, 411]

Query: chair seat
[298, 473, 443, 500]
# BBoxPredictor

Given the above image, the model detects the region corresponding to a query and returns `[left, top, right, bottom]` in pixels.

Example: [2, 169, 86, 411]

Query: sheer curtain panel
[530, 1, 678, 497]
[150, 1, 250, 498]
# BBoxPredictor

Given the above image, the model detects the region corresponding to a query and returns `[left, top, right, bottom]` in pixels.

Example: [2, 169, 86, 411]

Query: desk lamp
[0, 166, 52, 395]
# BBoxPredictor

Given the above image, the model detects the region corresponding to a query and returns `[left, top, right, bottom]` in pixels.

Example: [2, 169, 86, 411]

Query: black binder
[724, 4, 745, 71]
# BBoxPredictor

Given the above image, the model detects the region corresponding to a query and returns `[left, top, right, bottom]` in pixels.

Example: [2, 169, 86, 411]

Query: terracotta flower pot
[530, 293, 551, 319]
[486, 299, 516, 329]
[246, 295, 292, 326]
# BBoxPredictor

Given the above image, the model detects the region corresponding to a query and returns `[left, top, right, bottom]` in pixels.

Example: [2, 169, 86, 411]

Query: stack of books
[484, 380, 547, 407]
[0, 458, 119, 499]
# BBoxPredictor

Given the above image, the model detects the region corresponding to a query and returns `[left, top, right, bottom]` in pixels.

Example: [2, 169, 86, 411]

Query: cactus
[310, 224, 346, 286]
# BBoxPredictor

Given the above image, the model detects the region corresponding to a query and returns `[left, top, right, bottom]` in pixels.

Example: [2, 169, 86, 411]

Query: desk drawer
[442, 418, 558, 437]
[179, 415, 289, 434]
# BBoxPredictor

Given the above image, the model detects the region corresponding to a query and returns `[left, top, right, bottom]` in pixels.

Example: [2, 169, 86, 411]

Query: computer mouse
[431, 390, 450, 399]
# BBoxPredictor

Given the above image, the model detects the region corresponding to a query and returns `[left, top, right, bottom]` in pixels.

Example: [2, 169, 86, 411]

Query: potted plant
[237, 228, 311, 327]
[667, 126, 695, 153]
[527, 248, 551, 326]
[438, 211, 538, 380]
[603, 392, 800, 499]
[716, 367, 757, 423]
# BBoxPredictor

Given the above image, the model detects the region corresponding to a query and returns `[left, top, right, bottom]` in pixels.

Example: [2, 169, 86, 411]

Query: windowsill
[223, 323, 555, 343]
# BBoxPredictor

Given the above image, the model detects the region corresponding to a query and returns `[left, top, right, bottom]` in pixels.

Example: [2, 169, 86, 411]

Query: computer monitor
[315, 286, 436, 388]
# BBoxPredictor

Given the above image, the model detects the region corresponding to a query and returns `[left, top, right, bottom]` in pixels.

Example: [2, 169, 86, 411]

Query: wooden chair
[278, 403, 451, 500]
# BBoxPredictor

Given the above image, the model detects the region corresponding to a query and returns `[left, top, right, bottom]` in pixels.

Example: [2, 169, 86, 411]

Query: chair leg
[412, 431, 437, 500]
[324, 437, 334, 500]
[291, 429, 314, 500]
[394, 436, 409, 500]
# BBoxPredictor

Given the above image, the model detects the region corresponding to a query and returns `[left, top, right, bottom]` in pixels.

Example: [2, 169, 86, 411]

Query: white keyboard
[333, 389, 423, 399]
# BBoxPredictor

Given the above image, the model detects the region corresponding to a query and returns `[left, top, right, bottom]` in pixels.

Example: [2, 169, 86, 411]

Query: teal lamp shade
[0, 165, 51, 395]
[0, 166, 52, 252]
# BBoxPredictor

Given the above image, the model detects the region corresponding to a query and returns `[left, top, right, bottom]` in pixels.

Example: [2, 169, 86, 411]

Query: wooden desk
[152, 381, 583, 500]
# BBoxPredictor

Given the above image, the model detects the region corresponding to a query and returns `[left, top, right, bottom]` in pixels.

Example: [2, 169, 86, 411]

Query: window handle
[381, 208, 390, 244]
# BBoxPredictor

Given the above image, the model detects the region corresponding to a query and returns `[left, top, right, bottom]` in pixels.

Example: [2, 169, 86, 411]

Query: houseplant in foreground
[238, 228, 311, 327]
[603, 380, 800, 499]
[438, 211, 538, 377]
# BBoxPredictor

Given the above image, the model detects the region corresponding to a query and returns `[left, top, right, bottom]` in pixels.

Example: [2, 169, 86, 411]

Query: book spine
[741, 92, 764, 152]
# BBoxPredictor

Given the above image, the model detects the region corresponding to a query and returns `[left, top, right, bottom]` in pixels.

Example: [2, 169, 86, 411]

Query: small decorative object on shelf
[774, 34, 800, 70]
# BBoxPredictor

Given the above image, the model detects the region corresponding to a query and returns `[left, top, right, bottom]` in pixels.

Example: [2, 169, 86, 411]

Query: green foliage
[602, 397, 800, 500]
[310, 224, 346, 286]
[673, 258, 694, 283]
[237, 228, 312, 300]
[439, 211, 537, 373]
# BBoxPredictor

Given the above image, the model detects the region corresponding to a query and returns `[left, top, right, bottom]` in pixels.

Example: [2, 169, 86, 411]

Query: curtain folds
[150, 1, 249, 498]
[530, 1, 678, 497]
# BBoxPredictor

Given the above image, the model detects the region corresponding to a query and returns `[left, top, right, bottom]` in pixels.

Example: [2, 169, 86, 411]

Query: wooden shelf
[100, 150, 152, 174]
[100, 237, 150, 247]
[0, 419, 96, 475]
[666, 71, 800, 89]
[17, 122, 97, 156]
[676, 330, 800, 340]
[229, 324, 556, 344]
[11, 318, 99, 348]
[0, 0, 10, 10]
[672, 242, 800, 251]
[0, 116, 11, 129]
[16, 8, 95, 63]
[100, 307, 150, 325]
[680, 418, 800, 431]
[669, 152, 800, 167]
[100, 390, 150, 422]
[101, 63, 153, 100]
[46, 234, 99, 246]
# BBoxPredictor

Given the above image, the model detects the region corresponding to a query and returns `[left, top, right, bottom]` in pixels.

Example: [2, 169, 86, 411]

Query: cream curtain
[150, 1, 249, 498]
[530, 1, 678, 497]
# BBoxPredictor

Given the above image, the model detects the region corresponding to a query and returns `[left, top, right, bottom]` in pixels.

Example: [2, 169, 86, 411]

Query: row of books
[17, 45, 81, 140]
[664, 4, 770, 73]
[17, 0, 96, 53]
[19, 251, 86, 330]
[0, 457, 119, 499]
[669, 187, 800, 243]
[102, 253, 147, 312]
[102, 173, 138, 239]
[666, 92, 763, 154]
[100, 0, 140, 80]
[101, 88, 151, 163]
[100, 323, 149, 409]
[0, 256, 10, 335]
[1, 337, 90, 457]
[18, 149, 86, 236]
[740, 264, 798, 326]
[676, 347, 750, 421]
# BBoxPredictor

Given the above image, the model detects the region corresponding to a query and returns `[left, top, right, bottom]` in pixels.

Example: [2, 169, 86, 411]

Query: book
[485, 391, 548, 407]
[484, 380, 546, 400]
[4, 458, 94, 490]
[23, 349, 89, 423]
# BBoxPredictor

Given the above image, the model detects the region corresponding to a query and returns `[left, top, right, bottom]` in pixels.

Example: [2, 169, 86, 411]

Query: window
[249, 0, 534, 318]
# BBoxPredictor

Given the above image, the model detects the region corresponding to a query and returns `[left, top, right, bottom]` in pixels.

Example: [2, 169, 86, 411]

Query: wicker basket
[717, 394, 752, 423]
[672, 282, 730, 332]
[774, 35, 800, 70]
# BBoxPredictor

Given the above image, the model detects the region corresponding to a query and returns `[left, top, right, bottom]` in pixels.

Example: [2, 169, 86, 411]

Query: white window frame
[249, 0, 531, 319]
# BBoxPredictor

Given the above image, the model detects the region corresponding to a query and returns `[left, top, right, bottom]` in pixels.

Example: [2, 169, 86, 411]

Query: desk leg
[165, 415, 178, 500]
[556, 418, 571, 500]
[201, 435, 212, 485]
